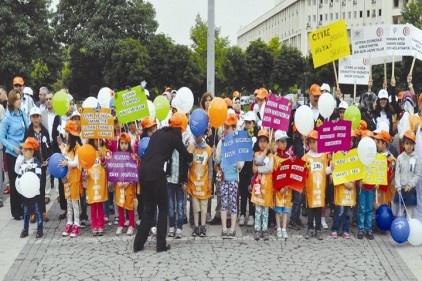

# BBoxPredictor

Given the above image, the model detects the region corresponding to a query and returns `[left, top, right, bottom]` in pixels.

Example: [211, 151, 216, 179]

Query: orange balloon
[78, 144, 97, 169]
[208, 97, 228, 128]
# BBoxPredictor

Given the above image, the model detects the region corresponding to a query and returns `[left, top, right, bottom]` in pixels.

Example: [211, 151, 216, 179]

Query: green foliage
[401, 0, 422, 29]
[246, 39, 274, 89]
[222, 46, 249, 93]
[272, 44, 305, 93]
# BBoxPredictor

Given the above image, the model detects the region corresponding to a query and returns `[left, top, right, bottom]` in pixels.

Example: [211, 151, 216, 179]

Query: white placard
[410, 25, 422, 61]
[338, 56, 370, 85]
[351, 25, 387, 58]
[385, 24, 413, 56]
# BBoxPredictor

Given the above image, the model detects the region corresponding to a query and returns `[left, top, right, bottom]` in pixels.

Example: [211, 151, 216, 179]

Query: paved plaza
[0, 194, 421, 281]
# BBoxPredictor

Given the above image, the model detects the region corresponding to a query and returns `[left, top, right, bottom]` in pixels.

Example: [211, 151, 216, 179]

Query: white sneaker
[247, 216, 254, 226]
[124, 220, 130, 227]
[321, 218, 328, 229]
[127, 226, 134, 236]
[239, 215, 245, 226]
[282, 228, 288, 239]
[175, 228, 183, 239]
[116, 226, 123, 235]
[167, 227, 175, 237]
[150, 226, 157, 235]
[136, 219, 141, 226]
[276, 227, 282, 238]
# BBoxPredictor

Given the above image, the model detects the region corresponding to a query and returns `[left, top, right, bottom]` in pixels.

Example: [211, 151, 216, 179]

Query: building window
[354, 11, 357, 18]
[348, 11, 351, 18]
[308, 0, 311, 5]
[313, 15, 317, 21]
[379, 9, 382, 16]
[393, 0, 399, 7]
[320, 14, 323, 21]
[367, 10, 370, 17]
[330, 13, 333, 20]
[360, 11, 363, 18]
[336, 12, 339, 19]
[343, 12, 346, 18]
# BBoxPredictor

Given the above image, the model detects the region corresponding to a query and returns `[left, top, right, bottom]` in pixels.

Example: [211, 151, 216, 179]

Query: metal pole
[207, 0, 215, 96]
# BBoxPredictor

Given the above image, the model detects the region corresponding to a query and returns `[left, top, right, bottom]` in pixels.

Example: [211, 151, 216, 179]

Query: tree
[272, 44, 305, 93]
[245, 39, 274, 90]
[401, 0, 422, 29]
[222, 46, 249, 93]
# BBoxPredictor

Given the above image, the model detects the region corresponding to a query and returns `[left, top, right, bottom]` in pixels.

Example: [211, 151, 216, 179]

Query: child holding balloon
[59, 121, 82, 238]
[15, 137, 43, 238]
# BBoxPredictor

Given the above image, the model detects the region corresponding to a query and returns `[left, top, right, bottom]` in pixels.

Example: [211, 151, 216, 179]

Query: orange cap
[169, 112, 188, 132]
[374, 130, 391, 143]
[21, 137, 39, 151]
[65, 120, 79, 136]
[309, 84, 321, 96]
[256, 88, 269, 100]
[119, 132, 131, 143]
[361, 130, 374, 138]
[224, 112, 238, 126]
[257, 129, 269, 139]
[13, 76, 24, 86]
[358, 120, 367, 131]
[141, 117, 157, 130]
[306, 130, 318, 140]
[403, 129, 416, 143]
[232, 91, 240, 98]
[224, 97, 233, 108]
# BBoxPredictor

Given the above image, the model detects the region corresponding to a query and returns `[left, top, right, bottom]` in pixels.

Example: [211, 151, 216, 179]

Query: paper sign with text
[410, 25, 422, 61]
[80, 108, 114, 139]
[351, 25, 387, 58]
[385, 24, 413, 56]
[221, 131, 253, 166]
[363, 154, 387, 185]
[332, 148, 364, 185]
[114, 86, 149, 124]
[262, 94, 292, 131]
[338, 56, 370, 85]
[273, 158, 307, 193]
[106, 152, 139, 183]
[317, 120, 351, 153]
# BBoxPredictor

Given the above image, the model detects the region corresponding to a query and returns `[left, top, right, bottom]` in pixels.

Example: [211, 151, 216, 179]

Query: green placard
[114, 86, 149, 124]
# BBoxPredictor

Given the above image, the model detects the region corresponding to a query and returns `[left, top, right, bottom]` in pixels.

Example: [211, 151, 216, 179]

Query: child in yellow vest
[115, 133, 137, 236]
[252, 129, 274, 241]
[59, 121, 82, 238]
[302, 130, 332, 240]
[86, 139, 108, 236]
[187, 133, 213, 237]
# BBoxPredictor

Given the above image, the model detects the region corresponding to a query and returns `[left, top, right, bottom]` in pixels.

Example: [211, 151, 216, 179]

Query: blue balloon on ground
[48, 153, 68, 179]
[390, 216, 410, 243]
[376, 205, 394, 231]
[189, 109, 209, 138]
[138, 137, 150, 159]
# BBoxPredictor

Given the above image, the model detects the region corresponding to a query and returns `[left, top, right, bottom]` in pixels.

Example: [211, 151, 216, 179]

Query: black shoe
[366, 230, 374, 240]
[183, 216, 188, 224]
[14, 215, 21, 221]
[192, 226, 199, 237]
[157, 245, 170, 252]
[80, 220, 87, 228]
[302, 208, 307, 217]
[0, 201, 3, 208]
[199, 226, 206, 237]
[296, 220, 304, 228]
[305, 229, 314, 239]
[20, 229, 29, 238]
[357, 230, 364, 239]
[36, 230, 43, 238]
[58, 211, 67, 220]
[134, 244, 144, 253]
[209, 217, 221, 225]
[288, 221, 300, 230]
[315, 230, 323, 240]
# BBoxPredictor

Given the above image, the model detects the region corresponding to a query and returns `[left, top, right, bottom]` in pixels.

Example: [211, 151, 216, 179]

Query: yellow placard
[332, 148, 364, 185]
[80, 108, 115, 139]
[308, 19, 351, 68]
[363, 154, 387, 185]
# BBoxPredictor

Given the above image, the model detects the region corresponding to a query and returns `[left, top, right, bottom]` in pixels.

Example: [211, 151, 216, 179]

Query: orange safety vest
[251, 151, 274, 208]
[302, 152, 328, 208]
[61, 144, 81, 200]
[86, 150, 108, 204]
[187, 144, 212, 200]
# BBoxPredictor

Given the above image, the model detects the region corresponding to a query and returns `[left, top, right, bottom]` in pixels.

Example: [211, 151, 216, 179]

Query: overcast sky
[51, 0, 274, 46]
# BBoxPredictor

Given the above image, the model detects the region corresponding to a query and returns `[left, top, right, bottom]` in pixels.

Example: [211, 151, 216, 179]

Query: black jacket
[24, 124, 52, 163]
[140, 127, 193, 182]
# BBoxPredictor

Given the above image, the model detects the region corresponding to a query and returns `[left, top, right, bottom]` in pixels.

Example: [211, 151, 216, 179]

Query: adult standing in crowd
[0, 87, 6, 208]
[134, 112, 193, 253]
[12, 77, 34, 119]
[36, 87, 49, 111]
[0, 89, 29, 219]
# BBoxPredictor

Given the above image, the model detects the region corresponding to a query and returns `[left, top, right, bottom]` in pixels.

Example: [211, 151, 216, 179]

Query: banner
[273, 158, 307, 192]
[410, 25, 422, 61]
[317, 120, 351, 153]
[332, 148, 364, 185]
[309, 19, 350, 68]
[80, 108, 114, 139]
[385, 24, 413, 56]
[363, 154, 387, 185]
[106, 152, 139, 183]
[351, 25, 387, 58]
[338, 56, 370, 85]
[114, 86, 149, 124]
[261, 94, 292, 131]
[221, 131, 253, 165]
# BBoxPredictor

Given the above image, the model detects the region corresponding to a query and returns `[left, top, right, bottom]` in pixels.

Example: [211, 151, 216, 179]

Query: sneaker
[20, 229, 29, 238]
[276, 228, 283, 238]
[104, 216, 109, 224]
[288, 221, 299, 230]
[62, 224, 73, 236]
[70, 225, 80, 238]
[80, 220, 87, 229]
[342, 232, 350, 239]
[366, 230, 374, 240]
[199, 226, 206, 237]
[116, 226, 124, 235]
[357, 230, 364, 239]
[175, 228, 183, 239]
[136, 219, 141, 226]
[97, 228, 104, 236]
[330, 231, 338, 239]
[315, 230, 323, 240]
[238, 215, 245, 226]
[247, 215, 254, 226]
[92, 228, 98, 236]
[36, 230, 43, 238]
[305, 229, 314, 239]
[221, 229, 229, 239]
[114, 217, 119, 225]
[124, 220, 129, 227]
[262, 231, 269, 241]
[296, 220, 305, 228]
[254, 230, 261, 241]
[150, 226, 157, 235]
[321, 220, 329, 229]
[192, 226, 199, 237]
[168, 227, 175, 237]
[282, 229, 288, 239]
[228, 229, 236, 239]
[127, 226, 134, 236]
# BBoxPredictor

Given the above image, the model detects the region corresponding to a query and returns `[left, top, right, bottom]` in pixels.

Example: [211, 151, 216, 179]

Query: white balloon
[408, 218, 422, 246]
[174, 87, 194, 114]
[318, 92, 336, 119]
[147, 100, 156, 119]
[294, 105, 314, 136]
[15, 172, 40, 198]
[82, 97, 99, 108]
[357, 137, 377, 166]
[97, 87, 112, 108]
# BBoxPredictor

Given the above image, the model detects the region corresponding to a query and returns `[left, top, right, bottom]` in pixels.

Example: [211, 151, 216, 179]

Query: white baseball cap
[378, 89, 388, 99]
[321, 83, 331, 93]
[338, 101, 349, 109]
[70, 111, 80, 119]
[23, 87, 33, 96]
[275, 130, 289, 141]
[244, 111, 256, 122]
[30, 107, 41, 116]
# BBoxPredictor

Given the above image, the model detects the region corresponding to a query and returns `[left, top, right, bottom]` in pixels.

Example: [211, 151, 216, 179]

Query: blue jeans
[358, 189, 374, 231]
[331, 205, 352, 233]
[167, 183, 184, 229]
[23, 196, 43, 231]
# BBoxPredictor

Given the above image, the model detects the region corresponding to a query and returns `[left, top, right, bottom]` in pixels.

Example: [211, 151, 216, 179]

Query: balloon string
[399, 192, 409, 218]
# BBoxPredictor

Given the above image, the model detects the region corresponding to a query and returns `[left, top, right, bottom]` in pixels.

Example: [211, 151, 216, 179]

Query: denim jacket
[0, 110, 29, 157]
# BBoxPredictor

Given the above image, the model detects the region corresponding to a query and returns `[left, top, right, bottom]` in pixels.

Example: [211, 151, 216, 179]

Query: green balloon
[153, 95, 170, 121]
[344, 105, 361, 129]
[52, 90, 70, 116]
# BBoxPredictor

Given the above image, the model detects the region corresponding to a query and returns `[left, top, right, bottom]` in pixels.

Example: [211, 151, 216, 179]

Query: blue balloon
[390, 216, 410, 243]
[48, 153, 68, 179]
[109, 98, 115, 109]
[138, 137, 150, 159]
[189, 109, 209, 138]
[376, 205, 394, 231]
